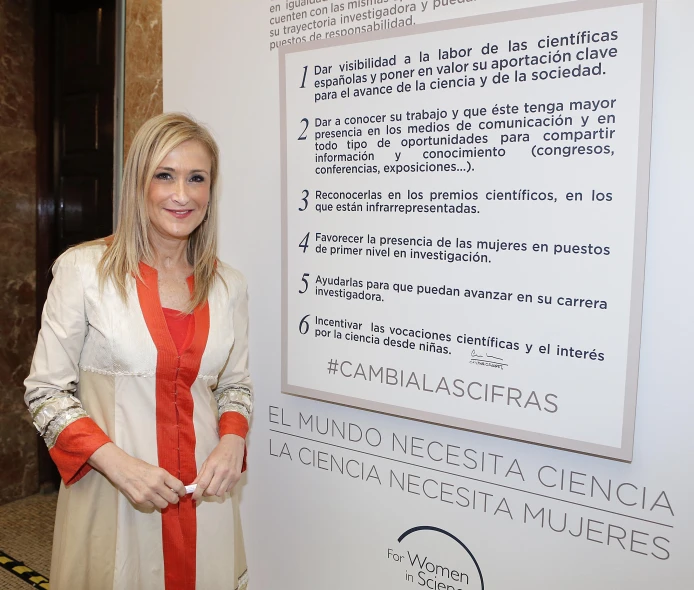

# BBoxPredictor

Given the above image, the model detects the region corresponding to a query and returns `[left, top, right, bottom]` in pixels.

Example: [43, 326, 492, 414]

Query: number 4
[299, 232, 310, 252]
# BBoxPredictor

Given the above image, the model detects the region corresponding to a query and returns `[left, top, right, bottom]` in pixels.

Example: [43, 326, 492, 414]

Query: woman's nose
[171, 179, 190, 204]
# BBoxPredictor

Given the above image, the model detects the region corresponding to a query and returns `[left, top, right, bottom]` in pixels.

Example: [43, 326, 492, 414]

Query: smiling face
[146, 139, 212, 242]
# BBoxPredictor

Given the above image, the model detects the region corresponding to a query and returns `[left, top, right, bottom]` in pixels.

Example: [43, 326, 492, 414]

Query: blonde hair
[98, 112, 221, 312]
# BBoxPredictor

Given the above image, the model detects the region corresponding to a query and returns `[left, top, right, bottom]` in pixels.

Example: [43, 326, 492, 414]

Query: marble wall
[124, 0, 163, 158]
[0, 0, 163, 505]
[0, 0, 39, 504]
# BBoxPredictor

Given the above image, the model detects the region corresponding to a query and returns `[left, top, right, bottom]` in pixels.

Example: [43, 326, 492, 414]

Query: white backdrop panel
[163, 0, 694, 588]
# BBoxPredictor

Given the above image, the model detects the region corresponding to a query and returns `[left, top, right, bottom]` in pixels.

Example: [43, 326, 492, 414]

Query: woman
[24, 113, 252, 590]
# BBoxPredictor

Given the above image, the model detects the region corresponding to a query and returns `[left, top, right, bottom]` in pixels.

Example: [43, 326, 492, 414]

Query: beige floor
[0, 493, 57, 590]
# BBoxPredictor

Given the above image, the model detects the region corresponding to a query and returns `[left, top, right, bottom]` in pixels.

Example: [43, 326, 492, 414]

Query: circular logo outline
[398, 525, 485, 590]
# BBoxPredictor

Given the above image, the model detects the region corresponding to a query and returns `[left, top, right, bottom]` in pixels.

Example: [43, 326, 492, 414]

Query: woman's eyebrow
[155, 166, 209, 174]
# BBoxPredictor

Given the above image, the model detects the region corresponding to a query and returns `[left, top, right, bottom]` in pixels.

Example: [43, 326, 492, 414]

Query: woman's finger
[151, 494, 169, 510]
[204, 469, 225, 497]
[192, 465, 213, 502]
[164, 474, 186, 498]
[191, 461, 207, 486]
[221, 476, 236, 496]
[209, 468, 236, 498]
[157, 484, 180, 505]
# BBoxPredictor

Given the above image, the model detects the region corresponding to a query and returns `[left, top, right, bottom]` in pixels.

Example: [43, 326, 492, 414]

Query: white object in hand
[185, 484, 197, 495]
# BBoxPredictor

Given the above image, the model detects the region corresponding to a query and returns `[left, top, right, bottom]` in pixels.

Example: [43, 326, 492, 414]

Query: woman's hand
[89, 443, 186, 510]
[191, 434, 245, 502]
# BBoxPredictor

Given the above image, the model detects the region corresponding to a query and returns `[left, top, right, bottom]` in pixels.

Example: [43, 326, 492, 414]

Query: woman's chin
[152, 218, 204, 241]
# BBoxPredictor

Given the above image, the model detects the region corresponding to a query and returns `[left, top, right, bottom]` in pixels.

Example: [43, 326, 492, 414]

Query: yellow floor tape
[0, 550, 49, 589]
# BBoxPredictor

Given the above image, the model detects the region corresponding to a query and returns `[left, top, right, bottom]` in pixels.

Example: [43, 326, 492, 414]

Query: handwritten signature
[470, 350, 508, 370]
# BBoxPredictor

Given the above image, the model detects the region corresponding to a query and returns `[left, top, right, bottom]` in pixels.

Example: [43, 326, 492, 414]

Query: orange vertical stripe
[137, 263, 210, 590]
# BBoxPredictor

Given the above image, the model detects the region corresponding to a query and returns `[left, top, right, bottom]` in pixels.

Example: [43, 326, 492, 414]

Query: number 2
[298, 118, 309, 141]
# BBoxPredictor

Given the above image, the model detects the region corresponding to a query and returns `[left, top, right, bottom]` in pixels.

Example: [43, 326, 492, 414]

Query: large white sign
[164, 0, 694, 588]
[281, 0, 655, 460]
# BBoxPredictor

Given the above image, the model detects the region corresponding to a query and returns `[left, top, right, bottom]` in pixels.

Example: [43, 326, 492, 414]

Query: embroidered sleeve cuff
[48, 417, 112, 486]
[215, 385, 252, 423]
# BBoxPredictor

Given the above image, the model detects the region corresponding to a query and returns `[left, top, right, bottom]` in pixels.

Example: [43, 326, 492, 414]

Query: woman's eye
[190, 174, 205, 183]
[155, 172, 172, 180]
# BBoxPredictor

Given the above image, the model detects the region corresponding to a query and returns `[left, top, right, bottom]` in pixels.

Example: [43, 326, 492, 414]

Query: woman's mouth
[165, 209, 194, 219]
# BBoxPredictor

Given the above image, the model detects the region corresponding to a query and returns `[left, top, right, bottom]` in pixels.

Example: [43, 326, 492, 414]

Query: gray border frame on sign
[279, 0, 657, 462]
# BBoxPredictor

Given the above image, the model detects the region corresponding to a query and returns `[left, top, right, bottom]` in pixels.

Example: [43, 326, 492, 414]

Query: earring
[203, 206, 209, 222]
